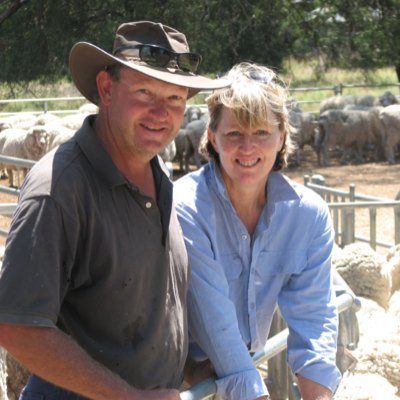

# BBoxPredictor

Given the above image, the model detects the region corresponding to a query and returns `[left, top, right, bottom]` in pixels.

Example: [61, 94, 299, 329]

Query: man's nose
[151, 98, 168, 119]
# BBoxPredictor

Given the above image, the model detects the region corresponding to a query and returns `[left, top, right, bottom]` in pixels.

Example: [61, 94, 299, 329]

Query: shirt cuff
[215, 368, 269, 400]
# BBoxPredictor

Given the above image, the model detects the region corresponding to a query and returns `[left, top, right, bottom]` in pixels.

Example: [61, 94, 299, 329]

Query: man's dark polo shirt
[0, 116, 189, 389]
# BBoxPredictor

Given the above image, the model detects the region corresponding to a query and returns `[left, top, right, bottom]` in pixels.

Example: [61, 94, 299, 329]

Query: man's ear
[96, 70, 113, 106]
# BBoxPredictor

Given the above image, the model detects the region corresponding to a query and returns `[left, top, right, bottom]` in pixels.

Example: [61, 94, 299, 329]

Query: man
[0, 21, 228, 399]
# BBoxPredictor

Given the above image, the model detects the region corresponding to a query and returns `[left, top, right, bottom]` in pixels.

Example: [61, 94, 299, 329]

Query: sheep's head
[26, 126, 50, 158]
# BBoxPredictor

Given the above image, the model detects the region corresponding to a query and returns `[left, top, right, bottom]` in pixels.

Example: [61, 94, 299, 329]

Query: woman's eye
[226, 131, 242, 138]
[255, 130, 269, 136]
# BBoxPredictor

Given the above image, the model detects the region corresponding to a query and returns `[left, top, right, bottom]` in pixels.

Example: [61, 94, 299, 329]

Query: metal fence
[1, 82, 399, 116]
[180, 271, 361, 400]
[304, 175, 400, 250]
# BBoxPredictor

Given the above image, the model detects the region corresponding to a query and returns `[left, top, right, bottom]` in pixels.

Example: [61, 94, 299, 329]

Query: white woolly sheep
[33, 112, 61, 126]
[78, 102, 99, 114]
[319, 91, 398, 114]
[333, 242, 392, 309]
[334, 372, 399, 400]
[350, 296, 400, 391]
[386, 244, 400, 293]
[388, 290, 400, 319]
[42, 123, 75, 151]
[0, 113, 37, 131]
[58, 113, 87, 131]
[0, 126, 50, 187]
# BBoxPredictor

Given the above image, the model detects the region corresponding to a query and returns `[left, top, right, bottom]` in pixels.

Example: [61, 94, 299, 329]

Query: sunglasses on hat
[113, 44, 202, 73]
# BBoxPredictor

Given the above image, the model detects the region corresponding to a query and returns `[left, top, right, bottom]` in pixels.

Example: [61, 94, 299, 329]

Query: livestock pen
[304, 175, 400, 250]
[0, 155, 392, 399]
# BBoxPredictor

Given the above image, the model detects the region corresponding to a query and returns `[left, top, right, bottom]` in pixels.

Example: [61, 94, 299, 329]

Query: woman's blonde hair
[201, 62, 295, 170]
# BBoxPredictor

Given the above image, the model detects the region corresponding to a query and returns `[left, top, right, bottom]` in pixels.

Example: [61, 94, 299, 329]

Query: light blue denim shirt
[174, 161, 341, 400]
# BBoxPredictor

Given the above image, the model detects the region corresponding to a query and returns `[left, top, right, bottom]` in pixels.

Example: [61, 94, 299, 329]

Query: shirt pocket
[256, 250, 307, 283]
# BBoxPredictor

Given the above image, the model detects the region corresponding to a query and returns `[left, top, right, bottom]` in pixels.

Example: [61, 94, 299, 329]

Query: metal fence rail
[304, 175, 400, 249]
[180, 272, 361, 400]
[1, 82, 399, 116]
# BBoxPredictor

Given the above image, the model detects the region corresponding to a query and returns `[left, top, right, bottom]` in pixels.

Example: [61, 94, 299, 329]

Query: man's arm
[297, 375, 333, 400]
[0, 324, 180, 400]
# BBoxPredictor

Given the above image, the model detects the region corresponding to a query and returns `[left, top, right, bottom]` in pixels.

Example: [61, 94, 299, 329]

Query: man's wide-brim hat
[69, 21, 229, 104]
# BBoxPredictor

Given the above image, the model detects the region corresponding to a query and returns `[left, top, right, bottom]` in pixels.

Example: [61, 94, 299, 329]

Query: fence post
[369, 208, 377, 250]
[349, 184, 355, 243]
[333, 84, 343, 95]
[395, 191, 400, 245]
[266, 310, 288, 400]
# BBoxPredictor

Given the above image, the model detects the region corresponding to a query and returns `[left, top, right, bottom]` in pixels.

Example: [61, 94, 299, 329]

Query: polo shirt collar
[75, 115, 126, 187]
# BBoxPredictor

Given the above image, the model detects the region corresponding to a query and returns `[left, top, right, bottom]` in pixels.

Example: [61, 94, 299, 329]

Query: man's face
[102, 67, 188, 161]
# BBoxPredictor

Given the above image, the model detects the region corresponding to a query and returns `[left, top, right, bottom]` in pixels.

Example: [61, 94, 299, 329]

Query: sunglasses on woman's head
[113, 44, 202, 73]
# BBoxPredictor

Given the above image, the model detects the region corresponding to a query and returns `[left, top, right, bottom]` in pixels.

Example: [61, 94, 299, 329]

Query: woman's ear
[96, 70, 113, 106]
[207, 127, 218, 153]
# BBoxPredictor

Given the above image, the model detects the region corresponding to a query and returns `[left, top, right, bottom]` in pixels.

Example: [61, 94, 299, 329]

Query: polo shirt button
[145, 201, 152, 209]
[241, 234, 248, 240]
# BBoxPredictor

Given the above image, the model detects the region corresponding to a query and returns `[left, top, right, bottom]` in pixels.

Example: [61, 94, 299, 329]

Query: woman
[174, 62, 341, 400]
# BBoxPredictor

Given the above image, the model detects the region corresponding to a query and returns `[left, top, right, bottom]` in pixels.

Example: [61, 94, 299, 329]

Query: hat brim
[69, 42, 230, 104]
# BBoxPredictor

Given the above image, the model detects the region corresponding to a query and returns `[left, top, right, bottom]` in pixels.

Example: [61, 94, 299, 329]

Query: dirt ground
[0, 146, 399, 250]
[283, 146, 400, 254]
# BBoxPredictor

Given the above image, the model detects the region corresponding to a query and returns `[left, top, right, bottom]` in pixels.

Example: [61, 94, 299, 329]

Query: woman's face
[209, 107, 284, 190]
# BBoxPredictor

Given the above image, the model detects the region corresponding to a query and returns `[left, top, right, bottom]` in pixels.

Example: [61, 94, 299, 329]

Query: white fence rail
[1, 82, 399, 116]
[304, 175, 400, 249]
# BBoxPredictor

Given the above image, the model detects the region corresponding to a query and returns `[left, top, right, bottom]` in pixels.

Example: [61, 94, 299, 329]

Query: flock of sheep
[162, 91, 400, 173]
[0, 103, 96, 187]
[332, 242, 400, 399]
[0, 91, 399, 188]
[315, 91, 400, 166]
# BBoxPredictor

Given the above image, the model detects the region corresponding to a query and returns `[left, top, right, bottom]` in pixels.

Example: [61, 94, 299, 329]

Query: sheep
[335, 373, 399, 400]
[159, 140, 176, 163]
[388, 290, 400, 319]
[42, 123, 75, 151]
[386, 244, 400, 293]
[342, 105, 386, 161]
[349, 296, 400, 392]
[78, 102, 99, 114]
[174, 129, 190, 173]
[182, 117, 208, 171]
[319, 91, 398, 114]
[57, 113, 87, 131]
[173, 106, 205, 174]
[0, 126, 50, 187]
[33, 112, 61, 126]
[333, 242, 392, 309]
[316, 109, 375, 166]
[0, 113, 36, 131]
[379, 104, 400, 164]
[288, 107, 317, 165]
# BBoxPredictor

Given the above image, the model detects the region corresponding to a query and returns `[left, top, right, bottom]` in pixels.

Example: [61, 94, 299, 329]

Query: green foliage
[0, 0, 400, 85]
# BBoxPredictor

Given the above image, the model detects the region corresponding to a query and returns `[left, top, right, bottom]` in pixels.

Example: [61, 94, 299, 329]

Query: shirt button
[145, 201, 152, 209]
[250, 303, 255, 310]
[241, 234, 248, 240]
